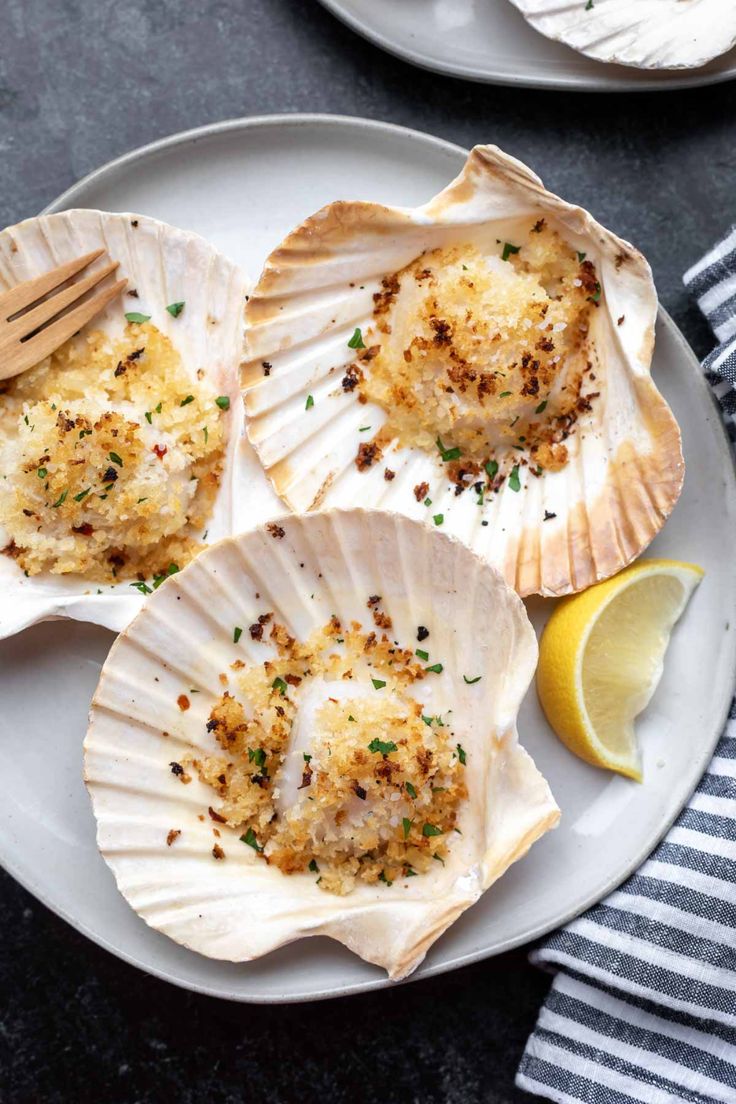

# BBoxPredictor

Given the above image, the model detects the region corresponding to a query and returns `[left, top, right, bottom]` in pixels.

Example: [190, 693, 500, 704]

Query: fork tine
[3, 259, 120, 342]
[0, 278, 127, 379]
[0, 249, 106, 320]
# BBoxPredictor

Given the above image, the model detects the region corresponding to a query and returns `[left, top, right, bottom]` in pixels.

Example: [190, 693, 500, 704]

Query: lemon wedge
[537, 559, 704, 780]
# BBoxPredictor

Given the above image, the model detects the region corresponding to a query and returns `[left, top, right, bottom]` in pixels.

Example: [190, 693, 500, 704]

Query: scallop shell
[0, 210, 282, 640]
[242, 145, 683, 598]
[508, 0, 736, 70]
[84, 509, 559, 980]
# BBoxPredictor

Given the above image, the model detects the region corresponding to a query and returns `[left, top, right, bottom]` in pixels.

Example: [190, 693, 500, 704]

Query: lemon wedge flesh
[537, 559, 704, 780]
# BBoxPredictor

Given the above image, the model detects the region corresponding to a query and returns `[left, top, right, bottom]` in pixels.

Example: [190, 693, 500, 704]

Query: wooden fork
[0, 249, 127, 381]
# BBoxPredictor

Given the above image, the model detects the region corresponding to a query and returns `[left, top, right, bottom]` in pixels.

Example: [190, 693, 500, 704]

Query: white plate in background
[319, 0, 736, 91]
[0, 114, 734, 1001]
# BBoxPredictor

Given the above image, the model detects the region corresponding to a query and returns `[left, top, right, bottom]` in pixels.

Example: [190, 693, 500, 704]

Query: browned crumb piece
[208, 805, 227, 823]
[384, 468, 395, 481]
[166, 829, 181, 846]
[177, 694, 190, 712]
[169, 761, 192, 784]
[531, 441, 568, 472]
[413, 482, 429, 502]
[356, 441, 382, 471]
[262, 361, 272, 375]
[212, 844, 225, 860]
[266, 523, 285, 539]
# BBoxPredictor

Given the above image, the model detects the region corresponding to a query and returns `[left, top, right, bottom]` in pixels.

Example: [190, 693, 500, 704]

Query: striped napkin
[516, 230, 736, 1104]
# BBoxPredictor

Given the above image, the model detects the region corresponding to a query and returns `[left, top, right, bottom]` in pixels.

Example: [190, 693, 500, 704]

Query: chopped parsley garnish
[37, 467, 47, 479]
[415, 648, 429, 661]
[51, 490, 68, 508]
[303, 753, 312, 762]
[405, 782, 417, 799]
[144, 411, 153, 424]
[74, 488, 90, 502]
[508, 465, 521, 492]
[485, 459, 498, 480]
[424, 497, 432, 507]
[359, 425, 371, 432]
[535, 400, 548, 414]
[457, 744, 467, 765]
[347, 327, 365, 349]
[422, 823, 442, 838]
[402, 817, 412, 840]
[378, 870, 393, 886]
[203, 426, 208, 443]
[433, 852, 445, 866]
[371, 677, 387, 690]
[130, 580, 152, 595]
[347, 715, 356, 722]
[501, 242, 520, 262]
[577, 250, 587, 262]
[308, 859, 319, 873]
[271, 676, 288, 696]
[584, 0, 593, 9]
[151, 564, 179, 590]
[368, 737, 397, 755]
[166, 301, 185, 318]
[241, 827, 263, 852]
[233, 626, 243, 643]
[215, 395, 230, 410]
[109, 451, 123, 467]
[248, 747, 266, 768]
[305, 394, 314, 410]
[180, 395, 195, 407]
[155, 402, 162, 413]
[463, 675, 481, 685]
[436, 436, 461, 462]
[125, 312, 150, 324]
[589, 282, 602, 304]
[433, 514, 444, 526]
[425, 663, 443, 674]
[405, 867, 417, 877]
[499, 391, 512, 398]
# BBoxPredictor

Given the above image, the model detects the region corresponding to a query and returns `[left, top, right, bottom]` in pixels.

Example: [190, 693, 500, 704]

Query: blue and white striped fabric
[516, 230, 736, 1104]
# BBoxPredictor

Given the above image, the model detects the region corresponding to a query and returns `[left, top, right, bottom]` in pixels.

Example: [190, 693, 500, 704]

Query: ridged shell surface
[84, 509, 559, 980]
[0, 210, 282, 639]
[508, 0, 736, 70]
[242, 146, 683, 598]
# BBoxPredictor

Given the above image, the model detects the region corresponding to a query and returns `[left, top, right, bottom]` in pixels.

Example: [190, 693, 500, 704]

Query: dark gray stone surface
[0, 1, 733, 1100]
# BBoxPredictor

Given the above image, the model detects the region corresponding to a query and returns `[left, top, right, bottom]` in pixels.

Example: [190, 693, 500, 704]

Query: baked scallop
[508, 0, 736, 71]
[242, 145, 683, 598]
[0, 209, 281, 639]
[84, 509, 559, 979]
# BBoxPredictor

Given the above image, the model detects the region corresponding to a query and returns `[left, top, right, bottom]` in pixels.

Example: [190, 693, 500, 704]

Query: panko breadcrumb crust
[190, 607, 467, 895]
[0, 323, 226, 582]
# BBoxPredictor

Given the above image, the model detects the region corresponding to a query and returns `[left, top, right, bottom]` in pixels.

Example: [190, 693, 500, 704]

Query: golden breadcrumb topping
[352, 221, 601, 492]
[188, 606, 467, 893]
[0, 323, 227, 581]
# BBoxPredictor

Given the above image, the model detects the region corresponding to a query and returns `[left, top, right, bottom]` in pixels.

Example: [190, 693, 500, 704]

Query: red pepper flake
[177, 694, 190, 711]
[153, 444, 167, 460]
[166, 829, 181, 846]
[298, 762, 313, 790]
[617, 315, 625, 326]
[414, 481, 429, 502]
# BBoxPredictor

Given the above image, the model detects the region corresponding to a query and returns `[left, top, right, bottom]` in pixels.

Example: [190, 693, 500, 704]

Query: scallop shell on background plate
[0, 210, 282, 640]
[84, 509, 559, 980]
[242, 145, 683, 599]
[508, 0, 736, 71]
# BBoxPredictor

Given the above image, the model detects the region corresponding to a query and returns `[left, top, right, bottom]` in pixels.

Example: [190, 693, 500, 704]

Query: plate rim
[317, 0, 736, 92]
[2, 111, 728, 1002]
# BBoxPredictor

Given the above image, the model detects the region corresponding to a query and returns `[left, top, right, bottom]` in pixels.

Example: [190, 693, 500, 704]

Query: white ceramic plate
[318, 0, 736, 91]
[1, 115, 734, 1003]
